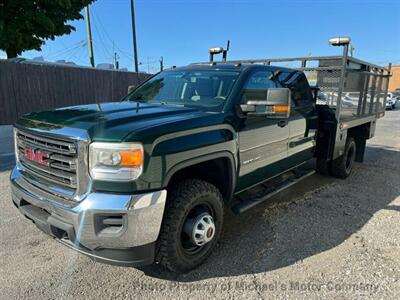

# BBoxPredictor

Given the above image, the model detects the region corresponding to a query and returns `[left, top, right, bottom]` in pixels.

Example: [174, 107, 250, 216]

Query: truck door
[285, 72, 318, 163]
[236, 70, 290, 191]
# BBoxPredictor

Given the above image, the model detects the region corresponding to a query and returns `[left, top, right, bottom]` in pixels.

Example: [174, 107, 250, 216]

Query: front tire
[156, 179, 224, 273]
[331, 137, 356, 179]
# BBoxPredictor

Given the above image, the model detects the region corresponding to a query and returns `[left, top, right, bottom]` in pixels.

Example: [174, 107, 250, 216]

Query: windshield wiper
[127, 93, 145, 102]
[158, 101, 184, 107]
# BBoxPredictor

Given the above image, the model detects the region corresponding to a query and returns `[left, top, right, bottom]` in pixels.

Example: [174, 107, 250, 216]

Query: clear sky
[1, 0, 399, 72]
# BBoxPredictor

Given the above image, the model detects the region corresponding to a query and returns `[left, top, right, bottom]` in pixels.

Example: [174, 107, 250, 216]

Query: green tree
[0, 0, 96, 58]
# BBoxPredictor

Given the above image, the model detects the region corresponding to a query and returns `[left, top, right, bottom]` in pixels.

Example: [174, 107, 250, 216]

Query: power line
[46, 40, 86, 58]
[91, 9, 143, 68]
[45, 41, 87, 60]
[75, 46, 88, 64]
[84, 6, 162, 72]
[65, 44, 88, 64]
[57, 39, 89, 65]
[91, 9, 114, 61]
[91, 10, 116, 47]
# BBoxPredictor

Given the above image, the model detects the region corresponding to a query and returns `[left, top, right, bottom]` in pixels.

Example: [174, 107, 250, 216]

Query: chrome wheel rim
[190, 213, 215, 246]
[181, 203, 216, 255]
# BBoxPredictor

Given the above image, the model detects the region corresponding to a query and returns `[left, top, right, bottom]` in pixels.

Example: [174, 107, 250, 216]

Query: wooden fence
[0, 60, 150, 125]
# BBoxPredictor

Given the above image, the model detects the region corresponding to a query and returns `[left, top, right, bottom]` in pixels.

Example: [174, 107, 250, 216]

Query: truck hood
[16, 101, 226, 142]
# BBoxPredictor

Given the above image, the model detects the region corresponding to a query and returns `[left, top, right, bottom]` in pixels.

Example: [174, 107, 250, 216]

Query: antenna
[160, 56, 164, 71]
[349, 45, 355, 57]
[222, 40, 230, 62]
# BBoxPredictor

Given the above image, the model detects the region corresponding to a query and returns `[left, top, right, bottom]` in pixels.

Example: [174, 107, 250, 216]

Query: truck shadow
[141, 145, 400, 282]
[0, 157, 15, 172]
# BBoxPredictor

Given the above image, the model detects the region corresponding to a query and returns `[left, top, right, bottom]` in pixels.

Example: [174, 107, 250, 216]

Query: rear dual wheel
[331, 137, 356, 178]
[317, 137, 357, 179]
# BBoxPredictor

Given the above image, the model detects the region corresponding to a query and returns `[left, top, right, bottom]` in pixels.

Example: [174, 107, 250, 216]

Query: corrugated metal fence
[0, 60, 150, 125]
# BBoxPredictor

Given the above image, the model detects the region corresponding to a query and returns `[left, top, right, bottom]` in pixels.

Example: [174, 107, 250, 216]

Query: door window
[278, 72, 314, 107]
[241, 71, 278, 103]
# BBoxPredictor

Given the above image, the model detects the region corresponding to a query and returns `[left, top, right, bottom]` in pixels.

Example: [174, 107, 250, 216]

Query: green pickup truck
[10, 38, 391, 272]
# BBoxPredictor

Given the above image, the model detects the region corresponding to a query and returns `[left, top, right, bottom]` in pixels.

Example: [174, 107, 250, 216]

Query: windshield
[126, 70, 240, 111]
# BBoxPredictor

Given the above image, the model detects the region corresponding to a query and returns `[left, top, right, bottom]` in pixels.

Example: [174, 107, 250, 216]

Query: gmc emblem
[24, 148, 50, 167]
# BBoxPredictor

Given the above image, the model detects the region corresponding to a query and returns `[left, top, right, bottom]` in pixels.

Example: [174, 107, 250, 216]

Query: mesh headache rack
[199, 37, 392, 125]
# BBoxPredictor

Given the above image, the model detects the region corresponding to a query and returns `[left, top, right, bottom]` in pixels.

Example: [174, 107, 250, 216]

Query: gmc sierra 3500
[10, 37, 391, 272]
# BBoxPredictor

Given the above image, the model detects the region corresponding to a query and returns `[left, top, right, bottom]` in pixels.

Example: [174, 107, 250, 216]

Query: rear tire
[331, 137, 356, 179]
[316, 157, 331, 176]
[156, 179, 224, 273]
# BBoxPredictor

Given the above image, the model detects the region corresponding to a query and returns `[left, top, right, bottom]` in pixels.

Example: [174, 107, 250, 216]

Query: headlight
[89, 142, 144, 181]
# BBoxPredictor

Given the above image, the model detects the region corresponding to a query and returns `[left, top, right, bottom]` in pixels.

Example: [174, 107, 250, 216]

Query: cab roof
[170, 63, 295, 73]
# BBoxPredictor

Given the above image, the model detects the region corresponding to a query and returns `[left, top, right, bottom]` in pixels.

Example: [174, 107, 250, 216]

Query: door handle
[278, 120, 288, 128]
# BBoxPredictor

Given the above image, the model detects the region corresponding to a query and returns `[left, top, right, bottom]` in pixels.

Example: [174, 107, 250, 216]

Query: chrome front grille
[14, 127, 91, 201]
[17, 130, 78, 189]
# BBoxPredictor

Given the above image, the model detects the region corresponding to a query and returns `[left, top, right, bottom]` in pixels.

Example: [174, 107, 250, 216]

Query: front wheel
[156, 179, 224, 273]
[331, 137, 356, 179]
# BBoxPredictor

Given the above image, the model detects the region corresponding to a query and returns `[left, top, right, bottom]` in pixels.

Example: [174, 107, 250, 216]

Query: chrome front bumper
[10, 165, 167, 266]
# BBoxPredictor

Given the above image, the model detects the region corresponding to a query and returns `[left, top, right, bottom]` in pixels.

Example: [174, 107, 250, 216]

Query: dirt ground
[0, 110, 399, 299]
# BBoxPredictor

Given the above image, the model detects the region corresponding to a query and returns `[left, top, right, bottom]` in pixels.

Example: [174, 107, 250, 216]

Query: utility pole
[114, 52, 119, 70]
[85, 5, 95, 67]
[159, 56, 164, 72]
[130, 0, 139, 72]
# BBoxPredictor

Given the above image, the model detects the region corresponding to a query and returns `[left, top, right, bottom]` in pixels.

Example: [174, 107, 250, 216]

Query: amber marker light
[272, 105, 289, 112]
[120, 149, 144, 167]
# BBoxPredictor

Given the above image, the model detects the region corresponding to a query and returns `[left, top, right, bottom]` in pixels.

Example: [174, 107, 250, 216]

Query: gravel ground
[0, 110, 399, 300]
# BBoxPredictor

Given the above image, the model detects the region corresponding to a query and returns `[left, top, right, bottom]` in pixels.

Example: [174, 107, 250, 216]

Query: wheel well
[167, 158, 234, 203]
[347, 122, 370, 139]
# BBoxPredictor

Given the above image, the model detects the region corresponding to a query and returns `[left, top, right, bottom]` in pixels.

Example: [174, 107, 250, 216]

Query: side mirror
[240, 88, 291, 118]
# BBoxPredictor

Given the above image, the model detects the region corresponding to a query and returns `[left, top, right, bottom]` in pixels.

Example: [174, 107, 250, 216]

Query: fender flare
[162, 151, 237, 204]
